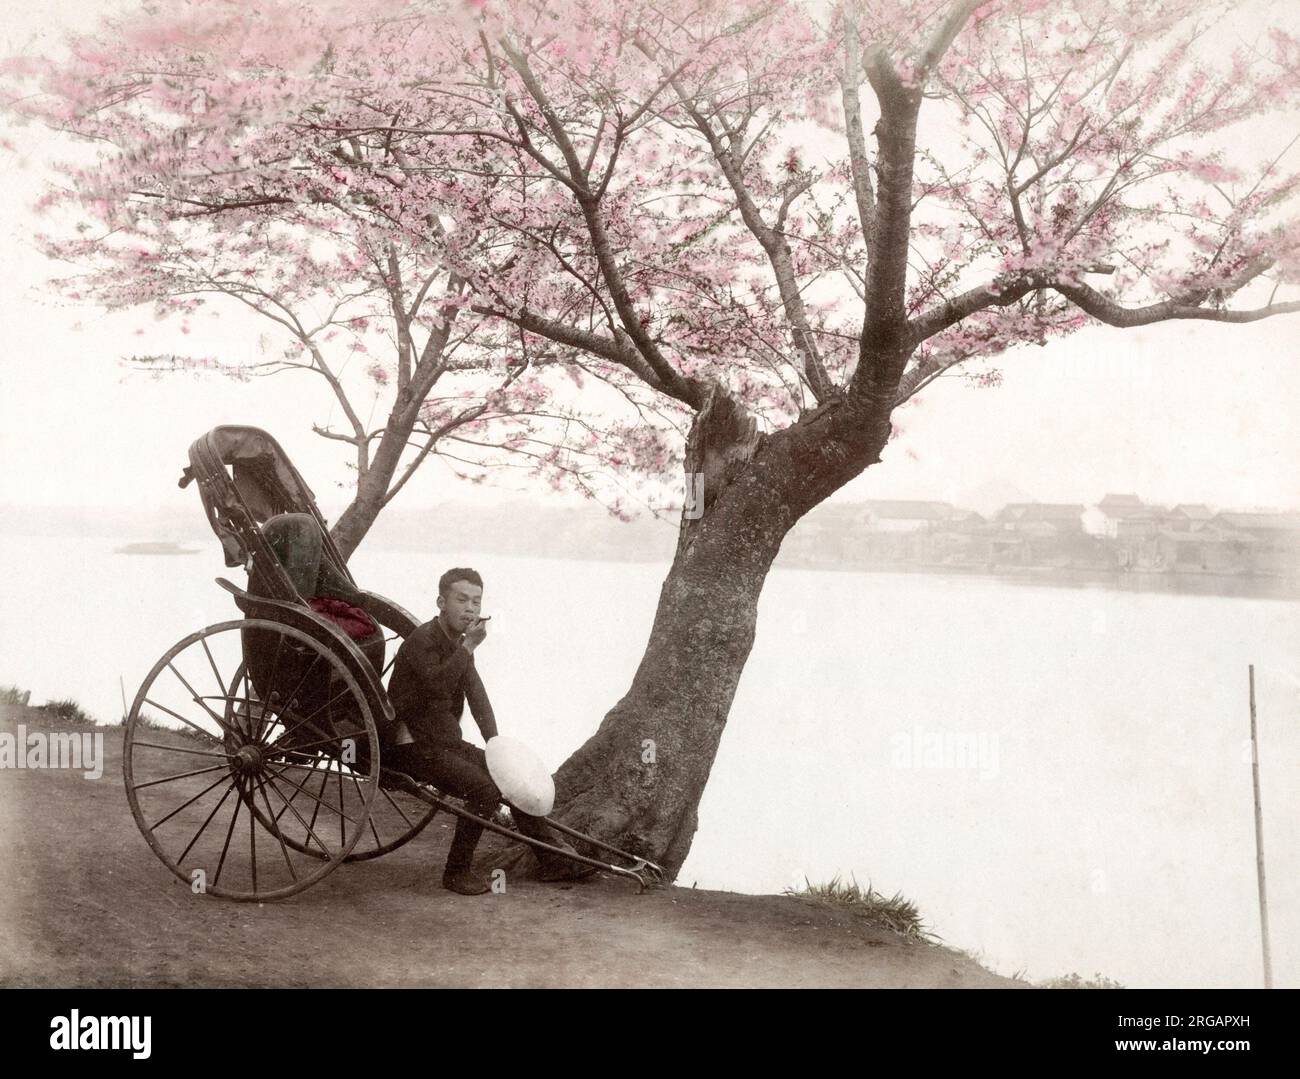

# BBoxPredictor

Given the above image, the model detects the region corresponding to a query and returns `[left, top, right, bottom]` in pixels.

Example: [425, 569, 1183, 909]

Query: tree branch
[1053, 281, 1300, 326]
[497, 36, 702, 408]
[916, 1, 984, 81]
[647, 55, 833, 402]
[840, 13, 877, 255]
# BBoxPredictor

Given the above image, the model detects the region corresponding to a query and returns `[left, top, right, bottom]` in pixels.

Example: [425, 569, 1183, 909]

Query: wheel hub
[232, 743, 266, 775]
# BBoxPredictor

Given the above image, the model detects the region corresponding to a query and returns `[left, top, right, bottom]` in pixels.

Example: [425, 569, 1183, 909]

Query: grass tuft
[38, 698, 97, 727]
[1, 683, 32, 706]
[1039, 971, 1125, 989]
[785, 873, 936, 942]
[127, 709, 224, 746]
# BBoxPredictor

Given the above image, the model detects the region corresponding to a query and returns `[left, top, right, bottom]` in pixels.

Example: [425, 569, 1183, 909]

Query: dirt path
[0, 704, 1024, 988]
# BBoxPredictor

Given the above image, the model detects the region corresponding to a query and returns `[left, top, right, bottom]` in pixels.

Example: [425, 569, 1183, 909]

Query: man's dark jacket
[387, 617, 498, 748]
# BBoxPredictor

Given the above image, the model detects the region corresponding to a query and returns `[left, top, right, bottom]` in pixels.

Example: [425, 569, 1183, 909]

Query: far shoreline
[1, 527, 1296, 602]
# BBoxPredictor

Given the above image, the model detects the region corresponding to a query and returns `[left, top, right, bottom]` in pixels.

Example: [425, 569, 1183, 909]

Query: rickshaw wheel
[123, 619, 380, 901]
[235, 603, 439, 862]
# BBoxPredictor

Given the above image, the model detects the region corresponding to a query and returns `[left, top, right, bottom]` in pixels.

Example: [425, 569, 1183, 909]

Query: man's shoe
[535, 841, 599, 882]
[442, 869, 491, 895]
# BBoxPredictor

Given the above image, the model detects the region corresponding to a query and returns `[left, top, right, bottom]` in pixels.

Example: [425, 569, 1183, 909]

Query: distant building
[1212, 511, 1300, 537]
[1099, 493, 1144, 510]
[1155, 525, 1254, 574]
[1083, 493, 1168, 538]
[1211, 512, 1300, 576]
[1167, 504, 1215, 531]
[995, 503, 1086, 532]
[990, 504, 1098, 565]
[859, 500, 968, 533]
[780, 496, 1299, 579]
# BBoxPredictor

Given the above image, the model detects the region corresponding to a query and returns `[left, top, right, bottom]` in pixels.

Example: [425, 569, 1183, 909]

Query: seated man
[385, 566, 593, 895]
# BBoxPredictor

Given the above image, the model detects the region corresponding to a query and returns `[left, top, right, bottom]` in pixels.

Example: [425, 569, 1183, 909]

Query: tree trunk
[551, 479, 787, 874]
[330, 472, 390, 563]
[551, 389, 890, 877]
[329, 413, 420, 561]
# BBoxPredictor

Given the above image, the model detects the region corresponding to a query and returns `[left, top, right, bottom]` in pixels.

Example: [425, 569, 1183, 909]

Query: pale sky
[1, 0, 1298, 518]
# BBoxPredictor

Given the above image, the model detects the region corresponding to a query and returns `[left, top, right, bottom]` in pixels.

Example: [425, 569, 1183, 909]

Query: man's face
[437, 580, 483, 634]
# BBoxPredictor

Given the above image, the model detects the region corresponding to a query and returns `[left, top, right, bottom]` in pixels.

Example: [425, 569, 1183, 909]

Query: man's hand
[462, 615, 490, 653]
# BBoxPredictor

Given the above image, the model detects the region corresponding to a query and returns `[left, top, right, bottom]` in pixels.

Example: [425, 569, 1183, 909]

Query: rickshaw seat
[249, 513, 386, 673]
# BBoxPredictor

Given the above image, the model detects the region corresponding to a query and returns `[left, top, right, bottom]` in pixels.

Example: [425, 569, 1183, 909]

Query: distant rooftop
[860, 500, 960, 520]
[1095, 493, 1172, 518]
[1099, 493, 1145, 508]
[1215, 511, 1300, 531]
[997, 502, 1086, 521]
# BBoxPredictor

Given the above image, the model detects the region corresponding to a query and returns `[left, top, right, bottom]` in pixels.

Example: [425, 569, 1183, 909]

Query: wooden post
[1248, 664, 1273, 989]
[119, 676, 128, 722]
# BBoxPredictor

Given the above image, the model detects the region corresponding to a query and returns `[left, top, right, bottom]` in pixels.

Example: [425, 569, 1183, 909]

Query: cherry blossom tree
[6, 0, 1300, 873]
[1, 2, 685, 556]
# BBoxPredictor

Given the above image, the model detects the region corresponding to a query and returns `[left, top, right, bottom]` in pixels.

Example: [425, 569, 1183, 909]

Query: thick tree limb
[916, 1, 984, 80]
[848, 1, 988, 410]
[909, 253, 1286, 345]
[1053, 282, 1300, 326]
[469, 302, 682, 400]
[840, 15, 877, 256]
[908, 277, 1040, 344]
[848, 50, 923, 405]
[897, 265, 1300, 408]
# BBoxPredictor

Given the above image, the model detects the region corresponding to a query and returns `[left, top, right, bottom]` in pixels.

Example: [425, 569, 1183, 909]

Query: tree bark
[550, 474, 786, 875]
[549, 389, 889, 877]
[329, 450, 399, 561]
[329, 403, 426, 561]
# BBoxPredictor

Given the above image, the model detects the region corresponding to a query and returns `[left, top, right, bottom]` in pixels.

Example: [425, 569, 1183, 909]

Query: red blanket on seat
[308, 596, 378, 640]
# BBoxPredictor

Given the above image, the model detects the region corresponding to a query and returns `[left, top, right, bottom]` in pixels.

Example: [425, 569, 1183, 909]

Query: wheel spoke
[266, 730, 358, 756]
[148, 771, 235, 832]
[262, 760, 359, 824]
[306, 765, 329, 841]
[132, 763, 229, 791]
[177, 780, 240, 865]
[199, 636, 228, 709]
[264, 755, 351, 778]
[378, 783, 417, 829]
[198, 694, 261, 708]
[336, 768, 346, 847]
[263, 773, 333, 856]
[234, 668, 251, 739]
[257, 632, 287, 737]
[142, 696, 227, 743]
[268, 765, 308, 826]
[167, 661, 232, 730]
[212, 778, 245, 889]
[262, 705, 328, 752]
[248, 776, 258, 894]
[350, 772, 384, 849]
[251, 772, 297, 881]
[132, 741, 231, 761]
[271, 681, 353, 748]
[255, 652, 324, 746]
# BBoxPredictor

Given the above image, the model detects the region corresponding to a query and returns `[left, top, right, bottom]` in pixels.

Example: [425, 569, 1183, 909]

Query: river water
[2, 532, 1296, 988]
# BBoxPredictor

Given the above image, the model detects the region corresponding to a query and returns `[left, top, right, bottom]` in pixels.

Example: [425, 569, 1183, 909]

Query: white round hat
[485, 735, 556, 817]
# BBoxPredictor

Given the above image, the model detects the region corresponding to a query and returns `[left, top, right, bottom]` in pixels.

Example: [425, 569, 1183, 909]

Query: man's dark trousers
[384, 740, 559, 874]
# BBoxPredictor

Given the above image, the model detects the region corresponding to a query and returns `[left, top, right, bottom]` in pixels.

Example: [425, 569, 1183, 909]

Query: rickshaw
[122, 425, 663, 901]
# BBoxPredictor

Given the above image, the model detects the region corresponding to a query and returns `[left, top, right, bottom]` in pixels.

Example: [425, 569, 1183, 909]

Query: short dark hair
[439, 567, 483, 598]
